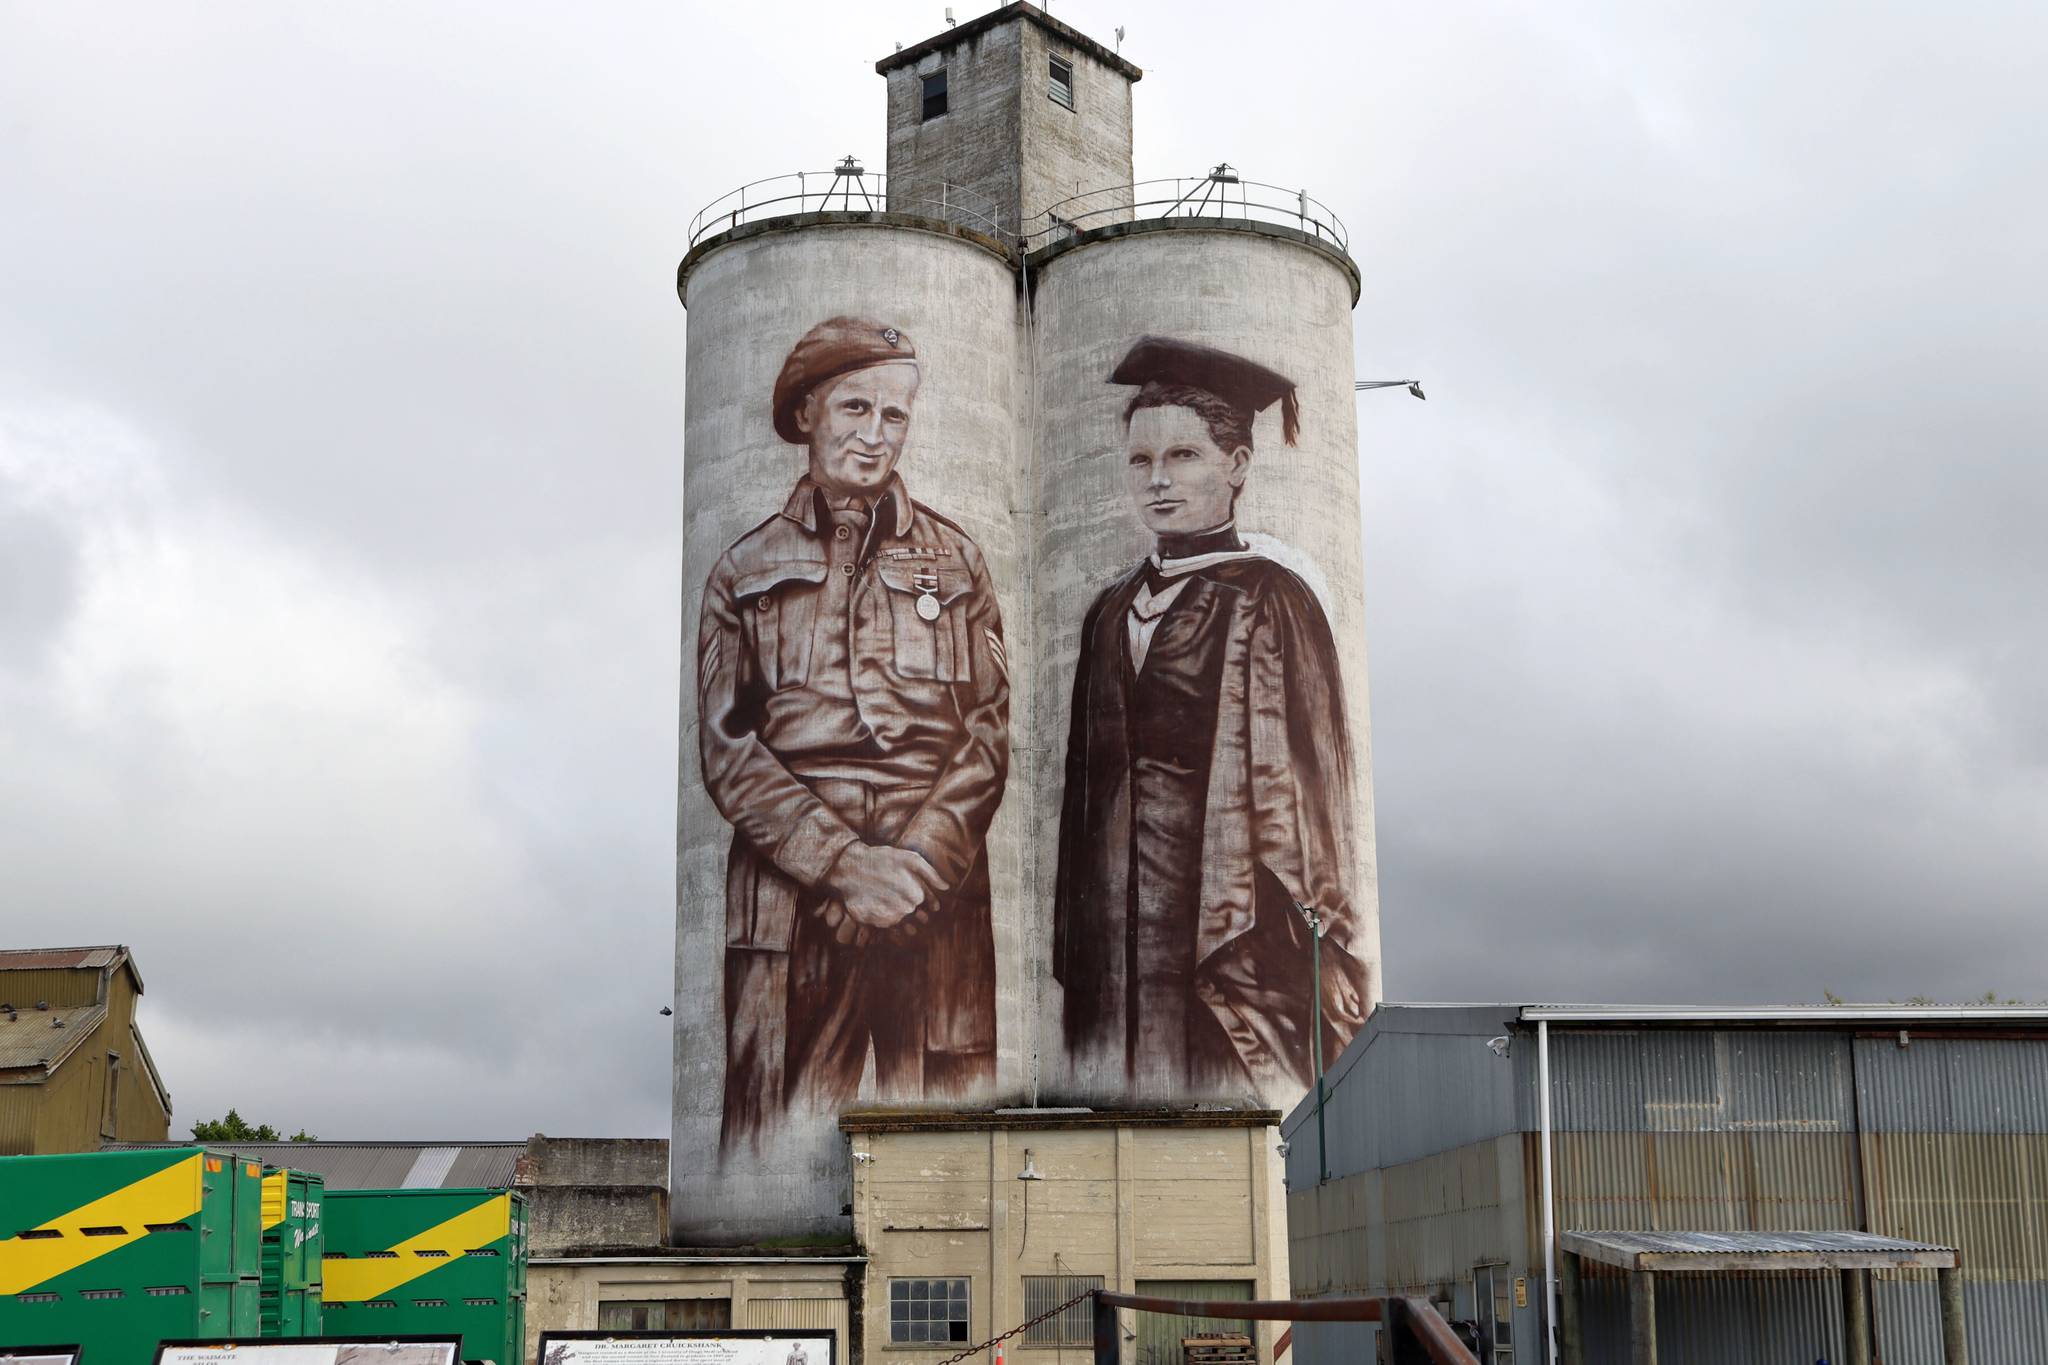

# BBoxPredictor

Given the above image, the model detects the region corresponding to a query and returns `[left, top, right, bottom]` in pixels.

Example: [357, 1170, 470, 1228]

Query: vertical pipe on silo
[1540, 1018, 1558, 1365]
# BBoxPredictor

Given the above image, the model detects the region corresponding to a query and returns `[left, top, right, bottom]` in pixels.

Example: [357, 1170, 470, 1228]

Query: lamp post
[1286, 379, 1419, 1189]
[1355, 379, 1426, 400]
[1294, 901, 1330, 1184]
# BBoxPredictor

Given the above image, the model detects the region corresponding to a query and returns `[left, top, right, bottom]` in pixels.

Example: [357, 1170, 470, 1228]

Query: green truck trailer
[0, 1147, 264, 1363]
[321, 1187, 527, 1365]
[257, 1166, 324, 1337]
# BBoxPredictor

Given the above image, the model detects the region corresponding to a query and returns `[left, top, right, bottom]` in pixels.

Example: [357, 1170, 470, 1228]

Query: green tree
[190, 1108, 315, 1142]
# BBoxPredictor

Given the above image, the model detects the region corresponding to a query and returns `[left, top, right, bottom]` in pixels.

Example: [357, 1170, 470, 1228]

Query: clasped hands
[818, 842, 947, 946]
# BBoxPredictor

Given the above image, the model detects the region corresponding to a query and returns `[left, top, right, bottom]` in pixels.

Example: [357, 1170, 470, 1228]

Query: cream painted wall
[525, 1260, 856, 1365]
[847, 1119, 1289, 1365]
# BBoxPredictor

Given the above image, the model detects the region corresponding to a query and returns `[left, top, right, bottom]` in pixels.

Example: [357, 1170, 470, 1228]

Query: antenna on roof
[1115, 25, 1125, 52]
[945, 6, 956, 24]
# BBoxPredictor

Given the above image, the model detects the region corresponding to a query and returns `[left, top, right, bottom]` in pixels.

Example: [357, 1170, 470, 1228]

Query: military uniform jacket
[697, 475, 1010, 1050]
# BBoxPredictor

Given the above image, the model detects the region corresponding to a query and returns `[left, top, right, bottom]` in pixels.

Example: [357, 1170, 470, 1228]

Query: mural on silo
[1053, 336, 1371, 1101]
[696, 316, 1009, 1154]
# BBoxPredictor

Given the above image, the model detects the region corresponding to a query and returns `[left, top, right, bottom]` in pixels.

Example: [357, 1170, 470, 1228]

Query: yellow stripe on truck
[323, 1194, 510, 1303]
[262, 1170, 288, 1229]
[0, 1154, 205, 1295]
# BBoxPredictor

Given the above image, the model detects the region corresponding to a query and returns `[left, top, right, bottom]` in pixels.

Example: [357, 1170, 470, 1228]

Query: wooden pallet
[1182, 1333, 1255, 1365]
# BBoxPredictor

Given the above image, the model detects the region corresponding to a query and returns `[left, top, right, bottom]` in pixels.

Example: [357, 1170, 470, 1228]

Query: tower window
[1049, 56, 1074, 109]
[922, 69, 948, 121]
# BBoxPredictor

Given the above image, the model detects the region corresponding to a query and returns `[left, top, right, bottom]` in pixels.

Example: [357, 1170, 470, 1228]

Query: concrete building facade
[1283, 1003, 2048, 1365]
[674, 1, 1381, 1250]
[878, 6, 1139, 235]
[0, 944, 171, 1154]
[843, 1109, 1288, 1365]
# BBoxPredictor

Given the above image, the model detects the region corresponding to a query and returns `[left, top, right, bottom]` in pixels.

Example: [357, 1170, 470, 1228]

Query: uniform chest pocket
[874, 559, 973, 682]
[736, 563, 825, 690]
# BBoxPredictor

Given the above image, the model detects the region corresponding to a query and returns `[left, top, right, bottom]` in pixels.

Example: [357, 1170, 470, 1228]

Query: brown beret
[772, 317, 919, 444]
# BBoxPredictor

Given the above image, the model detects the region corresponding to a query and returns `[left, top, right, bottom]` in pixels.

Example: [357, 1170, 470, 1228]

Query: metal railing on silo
[687, 157, 1007, 246]
[1022, 164, 1348, 253]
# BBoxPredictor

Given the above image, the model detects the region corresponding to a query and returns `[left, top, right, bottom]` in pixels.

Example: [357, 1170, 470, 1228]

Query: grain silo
[672, 2, 1382, 1274]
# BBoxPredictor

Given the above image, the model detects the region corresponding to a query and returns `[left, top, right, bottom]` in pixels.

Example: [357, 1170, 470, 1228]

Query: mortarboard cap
[772, 317, 919, 444]
[1108, 335, 1299, 445]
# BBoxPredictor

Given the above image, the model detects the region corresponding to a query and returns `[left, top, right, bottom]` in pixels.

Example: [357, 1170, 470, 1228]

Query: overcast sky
[3, 0, 2044, 1140]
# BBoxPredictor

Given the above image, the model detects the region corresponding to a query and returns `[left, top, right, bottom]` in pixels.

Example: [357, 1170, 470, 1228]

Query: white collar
[1150, 546, 1265, 578]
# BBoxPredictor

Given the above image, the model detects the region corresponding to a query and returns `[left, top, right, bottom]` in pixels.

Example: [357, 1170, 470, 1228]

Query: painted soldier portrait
[1053, 335, 1370, 1101]
[697, 316, 1010, 1153]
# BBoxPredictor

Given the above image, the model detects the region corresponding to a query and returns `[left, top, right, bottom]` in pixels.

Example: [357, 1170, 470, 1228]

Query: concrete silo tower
[673, 2, 1378, 1247]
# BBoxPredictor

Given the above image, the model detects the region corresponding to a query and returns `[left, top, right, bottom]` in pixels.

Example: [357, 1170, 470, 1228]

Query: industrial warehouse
[1, 4, 2038, 1365]
[1283, 1004, 2037, 1363]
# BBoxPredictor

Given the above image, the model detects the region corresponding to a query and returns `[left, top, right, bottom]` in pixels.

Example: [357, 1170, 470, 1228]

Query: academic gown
[1053, 550, 1371, 1100]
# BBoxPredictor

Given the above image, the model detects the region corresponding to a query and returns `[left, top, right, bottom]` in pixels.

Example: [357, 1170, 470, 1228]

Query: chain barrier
[927, 1289, 1096, 1365]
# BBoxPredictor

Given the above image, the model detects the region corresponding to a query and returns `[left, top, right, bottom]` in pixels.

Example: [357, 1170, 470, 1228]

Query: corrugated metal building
[1282, 1002, 2048, 1365]
[0, 944, 172, 1152]
[117, 1138, 527, 1188]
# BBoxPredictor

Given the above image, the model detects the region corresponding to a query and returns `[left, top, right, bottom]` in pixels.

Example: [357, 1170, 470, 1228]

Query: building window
[1048, 56, 1074, 110]
[1022, 1276, 1102, 1345]
[597, 1298, 732, 1331]
[921, 69, 948, 121]
[101, 1051, 121, 1139]
[890, 1277, 969, 1343]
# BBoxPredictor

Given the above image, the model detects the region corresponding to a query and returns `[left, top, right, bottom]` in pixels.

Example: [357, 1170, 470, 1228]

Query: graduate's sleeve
[1244, 569, 1372, 1010]
[1051, 588, 1111, 987]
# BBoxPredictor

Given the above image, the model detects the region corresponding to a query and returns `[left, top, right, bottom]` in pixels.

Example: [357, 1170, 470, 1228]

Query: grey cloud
[2, 0, 2045, 1138]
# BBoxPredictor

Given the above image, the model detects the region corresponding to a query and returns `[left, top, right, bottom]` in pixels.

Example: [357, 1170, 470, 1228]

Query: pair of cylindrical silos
[675, 212, 1377, 1240]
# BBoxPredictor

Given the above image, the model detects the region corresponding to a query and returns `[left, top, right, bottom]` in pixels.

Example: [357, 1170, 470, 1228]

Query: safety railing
[1023, 165, 1348, 253]
[1092, 1290, 1479, 1365]
[687, 158, 1007, 246]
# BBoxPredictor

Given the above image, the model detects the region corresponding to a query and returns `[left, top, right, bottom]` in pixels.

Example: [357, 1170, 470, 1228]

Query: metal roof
[1358, 1001, 2048, 1025]
[873, 2, 1143, 83]
[0, 1003, 105, 1074]
[1563, 1230, 1959, 1273]
[1523, 1003, 2048, 1023]
[0, 946, 124, 971]
[113, 1140, 525, 1189]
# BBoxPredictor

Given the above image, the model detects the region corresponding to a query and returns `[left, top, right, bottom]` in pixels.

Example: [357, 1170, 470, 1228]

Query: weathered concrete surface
[520, 1134, 669, 1189]
[881, 6, 1134, 236]
[515, 1135, 671, 1255]
[1015, 19, 1135, 232]
[884, 20, 1024, 233]
[1029, 226, 1383, 1112]
[842, 1110, 1288, 1365]
[674, 224, 1029, 1243]
[525, 1256, 857, 1365]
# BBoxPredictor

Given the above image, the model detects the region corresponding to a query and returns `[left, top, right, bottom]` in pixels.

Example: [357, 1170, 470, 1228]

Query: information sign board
[538, 1330, 837, 1365]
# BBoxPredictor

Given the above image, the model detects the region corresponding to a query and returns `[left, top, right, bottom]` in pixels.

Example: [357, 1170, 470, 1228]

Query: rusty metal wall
[1855, 1034, 2048, 1363]
[1576, 1268, 1846, 1365]
[1291, 1013, 2048, 1365]
[0, 968, 101, 1009]
[0, 1084, 37, 1152]
[1548, 1028, 2048, 1365]
[1548, 1029, 1861, 1244]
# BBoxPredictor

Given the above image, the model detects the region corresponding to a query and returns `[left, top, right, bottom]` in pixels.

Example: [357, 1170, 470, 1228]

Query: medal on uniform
[914, 569, 942, 620]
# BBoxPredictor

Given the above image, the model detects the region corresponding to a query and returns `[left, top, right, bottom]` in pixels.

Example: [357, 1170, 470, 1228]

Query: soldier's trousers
[722, 777, 996, 1152]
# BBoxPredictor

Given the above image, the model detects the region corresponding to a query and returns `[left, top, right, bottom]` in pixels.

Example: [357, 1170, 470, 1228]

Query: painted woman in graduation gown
[1053, 336, 1371, 1103]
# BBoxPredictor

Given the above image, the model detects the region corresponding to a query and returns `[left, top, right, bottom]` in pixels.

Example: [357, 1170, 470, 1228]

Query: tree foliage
[190, 1108, 317, 1142]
